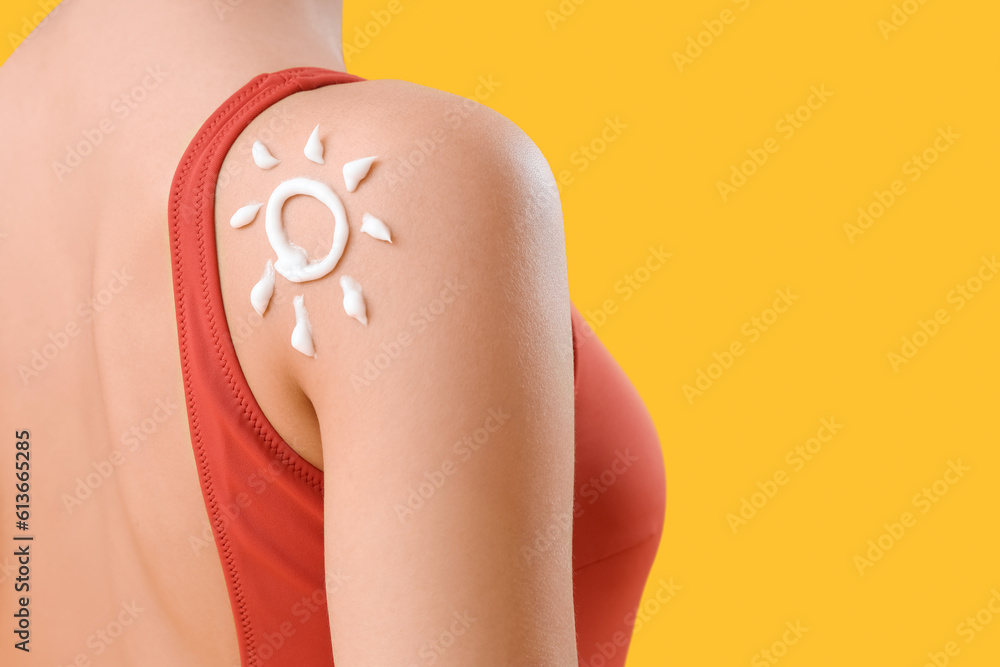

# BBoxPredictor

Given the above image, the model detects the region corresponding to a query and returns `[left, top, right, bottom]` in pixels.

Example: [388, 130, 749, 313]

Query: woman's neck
[4, 0, 347, 99]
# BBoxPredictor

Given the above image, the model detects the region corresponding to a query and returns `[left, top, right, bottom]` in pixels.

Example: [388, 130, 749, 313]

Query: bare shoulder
[215, 76, 578, 662]
[214, 76, 571, 431]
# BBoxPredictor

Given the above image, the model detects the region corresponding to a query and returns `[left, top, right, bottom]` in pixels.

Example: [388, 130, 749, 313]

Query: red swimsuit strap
[168, 67, 365, 667]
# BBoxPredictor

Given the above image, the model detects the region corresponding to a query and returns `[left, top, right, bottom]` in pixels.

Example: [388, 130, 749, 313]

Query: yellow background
[4, 1, 998, 665]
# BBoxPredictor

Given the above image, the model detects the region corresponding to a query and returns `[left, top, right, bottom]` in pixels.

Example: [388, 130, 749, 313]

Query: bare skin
[1, 1, 576, 666]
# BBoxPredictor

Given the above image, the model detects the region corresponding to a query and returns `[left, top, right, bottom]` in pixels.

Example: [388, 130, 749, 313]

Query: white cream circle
[265, 177, 349, 283]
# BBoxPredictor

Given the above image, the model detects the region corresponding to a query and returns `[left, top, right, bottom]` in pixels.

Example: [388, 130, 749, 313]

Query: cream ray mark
[360, 213, 392, 243]
[304, 125, 325, 164]
[340, 276, 368, 326]
[230, 201, 263, 228]
[291, 295, 317, 357]
[343, 156, 377, 193]
[250, 260, 276, 316]
[252, 140, 280, 169]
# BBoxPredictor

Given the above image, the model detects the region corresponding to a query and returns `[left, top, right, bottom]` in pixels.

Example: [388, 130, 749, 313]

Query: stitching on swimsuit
[197, 82, 325, 492]
[171, 67, 361, 667]
[172, 71, 271, 667]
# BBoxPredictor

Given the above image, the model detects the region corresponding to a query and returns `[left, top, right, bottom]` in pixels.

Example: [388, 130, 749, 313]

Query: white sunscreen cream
[230, 202, 262, 228]
[343, 156, 377, 193]
[291, 295, 316, 357]
[360, 213, 392, 243]
[250, 260, 276, 316]
[304, 125, 324, 164]
[265, 177, 349, 283]
[340, 276, 368, 326]
[252, 140, 280, 169]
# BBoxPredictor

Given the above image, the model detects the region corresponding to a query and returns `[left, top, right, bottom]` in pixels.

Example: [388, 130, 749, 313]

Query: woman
[0, 1, 665, 665]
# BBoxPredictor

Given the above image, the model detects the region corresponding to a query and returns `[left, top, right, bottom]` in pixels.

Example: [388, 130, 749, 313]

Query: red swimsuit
[168, 67, 665, 667]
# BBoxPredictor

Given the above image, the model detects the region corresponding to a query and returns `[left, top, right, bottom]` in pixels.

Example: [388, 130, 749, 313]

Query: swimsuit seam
[572, 531, 662, 574]
[197, 81, 324, 493]
[171, 72, 272, 667]
[171, 69, 363, 666]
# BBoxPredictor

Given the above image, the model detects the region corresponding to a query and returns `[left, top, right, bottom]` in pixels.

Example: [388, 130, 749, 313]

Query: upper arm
[221, 79, 577, 665]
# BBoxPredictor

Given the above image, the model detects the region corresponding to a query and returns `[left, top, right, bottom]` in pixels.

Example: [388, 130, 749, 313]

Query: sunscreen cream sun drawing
[229, 125, 393, 358]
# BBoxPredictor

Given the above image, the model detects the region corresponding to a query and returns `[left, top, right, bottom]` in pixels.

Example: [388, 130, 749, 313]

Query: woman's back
[0, 2, 275, 664]
[1, 3, 664, 665]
